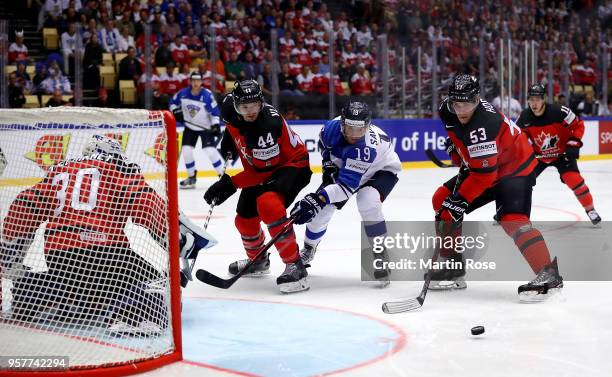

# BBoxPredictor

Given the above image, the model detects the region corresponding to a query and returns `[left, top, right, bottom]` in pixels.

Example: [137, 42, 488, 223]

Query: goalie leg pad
[11, 270, 63, 322]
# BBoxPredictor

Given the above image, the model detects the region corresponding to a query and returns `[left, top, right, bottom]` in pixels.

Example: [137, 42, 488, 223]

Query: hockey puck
[471, 326, 485, 335]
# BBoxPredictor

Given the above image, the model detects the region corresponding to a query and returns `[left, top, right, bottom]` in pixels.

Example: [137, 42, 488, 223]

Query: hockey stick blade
[381, 171, 465, 314]
[195, 218, 296, 289]
[382, 297, 424, 314]
[425, 149, 455, 168]
[195, 268, 238, 289]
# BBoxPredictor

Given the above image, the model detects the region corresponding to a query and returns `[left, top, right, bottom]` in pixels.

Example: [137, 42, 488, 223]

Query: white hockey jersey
[318, 117, 401, 203]
[170, 87, 220, 131]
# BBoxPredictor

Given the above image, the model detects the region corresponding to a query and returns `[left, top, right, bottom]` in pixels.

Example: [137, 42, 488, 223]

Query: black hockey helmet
[448, 74, 480, 102]
[341, 101, 371, 141]
[527, 83, 546, 99]
[233, 80, 264, 107]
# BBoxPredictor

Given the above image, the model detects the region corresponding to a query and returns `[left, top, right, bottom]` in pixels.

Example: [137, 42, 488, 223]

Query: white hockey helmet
[83, 135, 124, 158]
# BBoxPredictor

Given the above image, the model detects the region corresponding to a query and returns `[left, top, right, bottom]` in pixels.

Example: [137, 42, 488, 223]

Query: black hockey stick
[196, 217, 296, 289]
[181, 154, 232, 287]
[382, 168, 465, 314]
[425, 149, 455, 168]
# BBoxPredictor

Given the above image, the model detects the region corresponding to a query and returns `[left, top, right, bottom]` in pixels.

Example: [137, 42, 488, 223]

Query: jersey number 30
[52, 168, 100, 216]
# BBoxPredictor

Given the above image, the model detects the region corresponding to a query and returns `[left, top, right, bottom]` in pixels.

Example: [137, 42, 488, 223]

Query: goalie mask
[341, 101, 371, 143]
[83, 135, 124, 158]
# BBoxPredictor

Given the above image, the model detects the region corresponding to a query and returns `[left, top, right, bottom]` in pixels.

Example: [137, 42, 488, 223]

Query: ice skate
[179, 170, 197, 189]
[518, 257, 563, 302]
[587, 209, 602, 226]
[299, 242, 317, 266]
[277, 258, 309, 293]
[228, 252, 270, 276]
[427, 252, 467, 290]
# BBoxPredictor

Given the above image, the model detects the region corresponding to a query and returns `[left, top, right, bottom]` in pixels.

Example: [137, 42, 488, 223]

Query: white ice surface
[144, 160, 612, 377]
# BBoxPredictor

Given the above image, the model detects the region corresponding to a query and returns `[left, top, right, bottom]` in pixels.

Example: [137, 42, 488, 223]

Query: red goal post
[0, 108, 182, 376]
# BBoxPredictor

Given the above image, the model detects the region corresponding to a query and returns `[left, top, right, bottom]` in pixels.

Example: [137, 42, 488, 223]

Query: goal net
[0, 108, 181, 375]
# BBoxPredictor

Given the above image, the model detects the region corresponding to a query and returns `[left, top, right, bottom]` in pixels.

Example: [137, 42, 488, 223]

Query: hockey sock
[182, 145, 196, 177]
[500, 213, 551, 274]
[304, 205, 336, 247]
[257, 192, 299, 263]
[561, 171, 594, 211]
[203, 146, 224, 175]
[357, 186, 390, 250]
[305, 226, 326, 248]
[432, 185, 452, 212]
[235, 215, 265, 260]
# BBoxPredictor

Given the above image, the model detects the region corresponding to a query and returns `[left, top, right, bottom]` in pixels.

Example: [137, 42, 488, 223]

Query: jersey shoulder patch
[559, 104, 577, 125]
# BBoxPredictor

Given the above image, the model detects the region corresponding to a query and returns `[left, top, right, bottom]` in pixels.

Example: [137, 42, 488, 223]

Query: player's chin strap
[180, 153, 232, 287]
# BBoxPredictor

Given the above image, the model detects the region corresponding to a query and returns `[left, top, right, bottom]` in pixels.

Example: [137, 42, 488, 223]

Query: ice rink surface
[147, 159, 612, 377]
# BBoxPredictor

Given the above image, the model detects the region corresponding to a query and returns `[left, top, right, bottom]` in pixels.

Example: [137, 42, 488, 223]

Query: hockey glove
[211, 123, 221, 138]
[444, 137, 461, 166]
[219, 130, 239, 163]
[321, 160, 339, 186]
[290, 193, 326, 225]
[565, 137, 582, 160]
[204, 174, 237, 205]
[437, 193, 469, 223]
[172, 108, 184, 123]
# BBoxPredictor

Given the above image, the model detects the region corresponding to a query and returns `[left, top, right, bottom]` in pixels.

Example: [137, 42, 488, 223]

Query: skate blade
[179, 185, 196, 190]
[279, 277, 310, 294]
[429, 279, 467, 290]
[519, 287, 562, 303]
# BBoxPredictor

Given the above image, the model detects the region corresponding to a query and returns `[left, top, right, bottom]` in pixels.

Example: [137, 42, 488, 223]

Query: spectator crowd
[5, 0, 612, 117]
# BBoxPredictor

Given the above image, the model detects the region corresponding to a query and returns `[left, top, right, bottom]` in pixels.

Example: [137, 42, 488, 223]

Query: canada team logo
[25, 134, 71, 171]
[534, 131, 559, 153]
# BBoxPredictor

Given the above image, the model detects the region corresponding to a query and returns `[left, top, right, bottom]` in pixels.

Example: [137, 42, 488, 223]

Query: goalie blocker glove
[204, 174, 237, 205]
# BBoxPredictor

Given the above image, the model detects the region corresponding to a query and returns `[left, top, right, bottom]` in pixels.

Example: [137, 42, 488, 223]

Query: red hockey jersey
[439, 98, 537, 202]
[3, 154, 166, 252]
[516, 103, 585, 163]
[220, 95, 309, 188]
